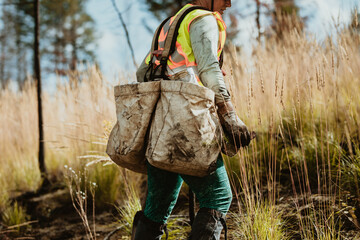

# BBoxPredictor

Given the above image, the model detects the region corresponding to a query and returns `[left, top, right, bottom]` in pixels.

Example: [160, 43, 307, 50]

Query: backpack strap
[161, 5, 207, 60]
[146, 5, 208, 82]
[144, 16, 171, 82]
[151, 16, 172, 56]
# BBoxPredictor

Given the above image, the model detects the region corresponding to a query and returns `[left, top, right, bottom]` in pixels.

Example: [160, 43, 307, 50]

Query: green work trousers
[144, 155, 232, 224]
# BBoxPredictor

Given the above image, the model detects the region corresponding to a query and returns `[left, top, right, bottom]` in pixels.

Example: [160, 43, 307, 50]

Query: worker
[134, 0, 251, 239]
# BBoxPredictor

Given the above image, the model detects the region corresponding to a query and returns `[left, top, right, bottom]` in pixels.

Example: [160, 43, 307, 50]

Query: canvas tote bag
[146, 81, 222, 177]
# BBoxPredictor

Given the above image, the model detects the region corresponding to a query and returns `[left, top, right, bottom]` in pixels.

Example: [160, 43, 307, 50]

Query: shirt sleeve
[189, 14, 230, 104]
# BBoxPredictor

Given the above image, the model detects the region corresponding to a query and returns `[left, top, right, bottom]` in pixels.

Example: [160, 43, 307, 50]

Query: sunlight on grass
[115, 184, 142, 236]
[231, 202, 287, 240]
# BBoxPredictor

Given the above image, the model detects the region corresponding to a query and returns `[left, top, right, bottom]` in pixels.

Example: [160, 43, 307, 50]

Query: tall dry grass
[0, 66, 120, 207]
[0, 17, 359, 239]
[223, 25, 360, 238]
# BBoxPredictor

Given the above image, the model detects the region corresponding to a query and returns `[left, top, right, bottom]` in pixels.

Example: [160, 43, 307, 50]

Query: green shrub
[88, 163, 122, 209]
[339, 146, 360, 196]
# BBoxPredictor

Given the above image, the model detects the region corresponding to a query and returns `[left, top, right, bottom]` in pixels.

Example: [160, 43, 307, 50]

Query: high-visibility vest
[146, 4, 227, 84]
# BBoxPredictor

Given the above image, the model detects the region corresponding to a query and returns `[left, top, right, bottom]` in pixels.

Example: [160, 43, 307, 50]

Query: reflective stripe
[168, 42, 187, 68]
[196, 75, 204, 86]
[145, 53, 151, 64]
[158, 19, 171, 43]
[218, 30, 226, 57]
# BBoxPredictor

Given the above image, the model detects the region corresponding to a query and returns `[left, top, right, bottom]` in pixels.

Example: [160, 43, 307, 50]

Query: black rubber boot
[188, 208, 227, 240]
[132, 211, 168, 240]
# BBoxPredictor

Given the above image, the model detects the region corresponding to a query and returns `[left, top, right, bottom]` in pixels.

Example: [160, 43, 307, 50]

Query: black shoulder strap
[144, 16, 171, 82]
[146, 5, 209, 81]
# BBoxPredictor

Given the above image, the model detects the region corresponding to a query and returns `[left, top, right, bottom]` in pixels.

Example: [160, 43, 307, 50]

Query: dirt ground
[1, 184, 360, 240]
[0, 187, 124, 240]
[1, 184, 197, 240]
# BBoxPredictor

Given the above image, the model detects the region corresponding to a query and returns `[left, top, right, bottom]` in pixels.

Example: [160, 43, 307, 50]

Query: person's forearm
[190, 15, 230, 104]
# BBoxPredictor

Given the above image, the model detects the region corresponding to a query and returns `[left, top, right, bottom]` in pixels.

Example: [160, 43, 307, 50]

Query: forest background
[0, 0, 358, 90]
[0, 0, 360, 239]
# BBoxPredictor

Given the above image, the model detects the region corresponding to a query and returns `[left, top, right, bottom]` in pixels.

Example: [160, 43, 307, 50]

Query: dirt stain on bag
[167, 123, 195, 163]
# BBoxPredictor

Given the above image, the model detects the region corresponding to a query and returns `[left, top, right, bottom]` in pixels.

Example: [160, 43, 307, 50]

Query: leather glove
[217, 101, 252, 149]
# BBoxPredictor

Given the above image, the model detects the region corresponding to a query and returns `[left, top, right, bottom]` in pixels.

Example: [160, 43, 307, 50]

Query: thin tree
[111, 0, 138, 68]
[255, 0, 261, 42]
[34, 0, 47, 185]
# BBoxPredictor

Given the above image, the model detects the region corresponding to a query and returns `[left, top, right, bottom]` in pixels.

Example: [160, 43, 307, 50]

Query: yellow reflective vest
[146, 4, 227, 74]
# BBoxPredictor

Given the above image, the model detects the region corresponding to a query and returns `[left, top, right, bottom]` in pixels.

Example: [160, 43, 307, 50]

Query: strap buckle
[160, 57, 168, 66]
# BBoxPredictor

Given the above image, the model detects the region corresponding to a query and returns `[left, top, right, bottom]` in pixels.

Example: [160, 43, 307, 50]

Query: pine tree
[41, 0, 96, 74]
[0, 0, 97, 89]
[0, 0, 32, 88]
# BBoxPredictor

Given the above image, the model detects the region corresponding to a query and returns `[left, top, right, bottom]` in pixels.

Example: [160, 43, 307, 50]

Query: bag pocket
[106, 81, 161, 174]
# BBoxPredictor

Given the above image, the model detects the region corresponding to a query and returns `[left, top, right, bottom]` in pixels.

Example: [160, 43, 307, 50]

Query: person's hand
[217, 101, 252, 148]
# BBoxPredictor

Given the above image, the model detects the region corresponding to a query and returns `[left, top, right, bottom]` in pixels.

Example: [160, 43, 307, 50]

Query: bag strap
[161, 5, 207, 60]
[144, 16, 172, 82]
[151, 16, 172, 55]
[146, 5, 208, 81]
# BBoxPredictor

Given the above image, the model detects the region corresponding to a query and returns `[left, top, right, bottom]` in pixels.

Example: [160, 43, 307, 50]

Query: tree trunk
[111, 0, 138, 68]
[255, 0, 261, 42]
[70, 22, 77, 71]
[34, 0, 47, 179]
[0, 34, 5, 89]
[0, 8, 8, 90]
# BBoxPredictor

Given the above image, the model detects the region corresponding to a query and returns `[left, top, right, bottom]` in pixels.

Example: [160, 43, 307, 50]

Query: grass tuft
[1, 201, 29, 233]
[231, 202, 287, 240]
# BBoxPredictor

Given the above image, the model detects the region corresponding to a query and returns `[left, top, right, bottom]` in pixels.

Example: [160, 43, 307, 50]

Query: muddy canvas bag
[106, 81, 160, 174]
[146, 81, 222, 177]
[107, 5, 222, 175]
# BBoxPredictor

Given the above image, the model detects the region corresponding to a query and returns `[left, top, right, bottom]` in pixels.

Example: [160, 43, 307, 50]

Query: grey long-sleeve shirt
[136, 14, 230, 104]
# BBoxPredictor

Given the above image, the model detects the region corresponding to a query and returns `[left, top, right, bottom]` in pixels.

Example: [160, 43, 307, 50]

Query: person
[134, 0, 251, 239]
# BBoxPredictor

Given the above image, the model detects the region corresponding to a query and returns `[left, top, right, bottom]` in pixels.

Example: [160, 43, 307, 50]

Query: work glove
[217, 101, 252, 151]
